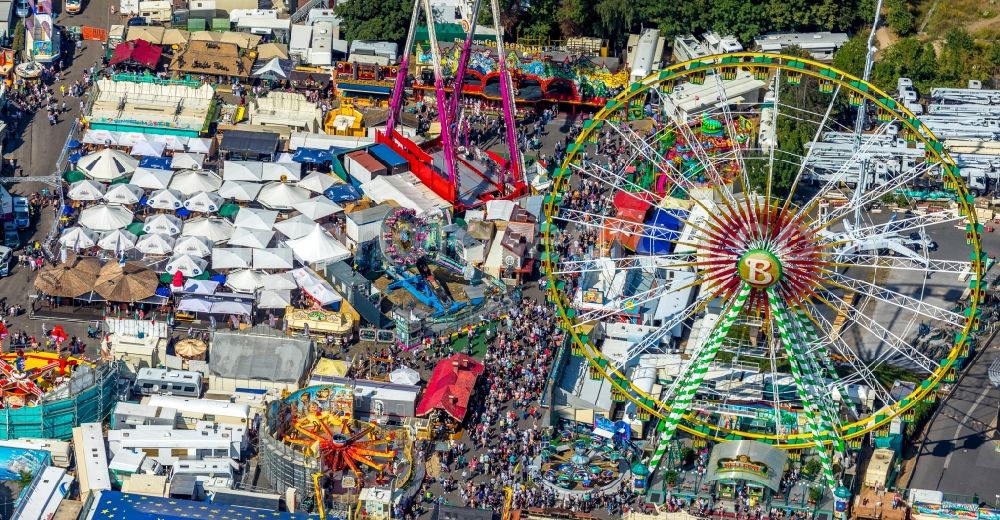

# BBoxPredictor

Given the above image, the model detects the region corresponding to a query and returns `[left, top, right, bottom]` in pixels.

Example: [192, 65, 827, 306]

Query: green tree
[334, 0, 412, 43]
[556, 0, 589, 38]
[518, 0, 559, 40]
[832, 35, 868, 77]
[886, 0, 915, 36]
[11, 19, 24, 55]
[594, 0, 636, 47]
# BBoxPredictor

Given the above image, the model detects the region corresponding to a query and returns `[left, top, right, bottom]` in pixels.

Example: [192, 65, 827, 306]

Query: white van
[137, 0, 171, 23]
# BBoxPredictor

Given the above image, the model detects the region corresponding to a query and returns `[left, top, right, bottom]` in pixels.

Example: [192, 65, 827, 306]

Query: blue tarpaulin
[636, 208, 686, 255]
[292, 148, 334, 164]
[140, 156, 172, 169]
[324, 184, 362, 202]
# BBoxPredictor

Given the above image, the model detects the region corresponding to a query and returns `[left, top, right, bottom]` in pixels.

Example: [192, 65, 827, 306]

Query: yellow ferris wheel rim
[541, 52, 984, 449]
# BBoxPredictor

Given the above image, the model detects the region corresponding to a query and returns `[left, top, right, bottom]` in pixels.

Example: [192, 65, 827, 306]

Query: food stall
[284, 306, 355, 346]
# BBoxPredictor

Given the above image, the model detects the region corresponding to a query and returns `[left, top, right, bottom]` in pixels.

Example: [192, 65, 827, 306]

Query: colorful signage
[717, 454, 768, 478]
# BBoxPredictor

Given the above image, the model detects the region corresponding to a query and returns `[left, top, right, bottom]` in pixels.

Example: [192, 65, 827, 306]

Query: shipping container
[367, 143, 409, 175]
[345, 151, 387, 184]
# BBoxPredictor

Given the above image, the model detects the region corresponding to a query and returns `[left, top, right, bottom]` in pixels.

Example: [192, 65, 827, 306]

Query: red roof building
[109, 39, 163, 70]
[415, 354, 485, 421]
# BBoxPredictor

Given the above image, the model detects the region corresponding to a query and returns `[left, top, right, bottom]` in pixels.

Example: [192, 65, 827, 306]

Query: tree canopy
[333, 0, 412, 42]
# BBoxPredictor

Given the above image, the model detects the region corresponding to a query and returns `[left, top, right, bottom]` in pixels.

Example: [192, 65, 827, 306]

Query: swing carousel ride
[540, 421, 637, 492]
[542, 53, 986, 493]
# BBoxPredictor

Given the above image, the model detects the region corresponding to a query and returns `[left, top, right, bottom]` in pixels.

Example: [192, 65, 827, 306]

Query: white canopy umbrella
[223, 161, 264, 181]
[284, 224, 351, 264]
[262, 161, 302, 182]
[252, 248, 294, 269]
[213, 248, 253, 269]
[177, 297, 213, 313]
[186, 138, 214, 154]
[257, 182, 311, 210]
[131, 167, 174, 190]
[147, 189, 187, 210]
[59, 226, 98, 249]
[262, 271, 297, 290]
[97, 229, 138, 252]
[274, 214, 316, 240]
[211, 300, 253, 314]
[218, 180, 263, 202]
[130, 140, 166, 157]
[102, 184, 145, 205]
[170, 169, 223, 195]
[144, 214, 184, 235]
[184, 191, 224, 213]
[135, 233, 176, 255]
[67, 180, 106, 201]
[117, 132, 147, 147]
[228, 229, 274, 249]
[170, 152, 206, 169]
[173, 235, 214, 257]
[294, 197, 343, 220]
[297, 172, 338, 194]
[181, 279, 220, 295]
[78, 148, 139, 181]
[225, 269, 266, 293]
[183, 217, 234, 243]
[233, 207, 278, 231]
[257, 289, 292, 309]
[82, 129, 118, 146]
[79, 204, 134, 231]
[390, 366, 421, 385]
[166, 254, 208, 276]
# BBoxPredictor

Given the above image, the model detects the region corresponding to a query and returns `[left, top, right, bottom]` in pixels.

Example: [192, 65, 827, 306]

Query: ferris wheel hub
[738, 249, 783, 289]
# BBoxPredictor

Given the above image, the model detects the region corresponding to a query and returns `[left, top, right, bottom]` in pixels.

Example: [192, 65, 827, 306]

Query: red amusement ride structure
[378, 0, 527, 209]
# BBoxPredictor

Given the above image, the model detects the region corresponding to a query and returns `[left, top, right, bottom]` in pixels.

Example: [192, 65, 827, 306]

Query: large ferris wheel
[541, 53, 988, 490]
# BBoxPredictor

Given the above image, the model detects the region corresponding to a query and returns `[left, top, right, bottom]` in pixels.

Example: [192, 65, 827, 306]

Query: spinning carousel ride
[380, 208, 432, 270]
[0, 351, 83, 409]
[540, 422, 636, 492]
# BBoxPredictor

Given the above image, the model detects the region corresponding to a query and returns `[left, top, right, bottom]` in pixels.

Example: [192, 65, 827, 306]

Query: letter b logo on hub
[738, 250, 782, 289]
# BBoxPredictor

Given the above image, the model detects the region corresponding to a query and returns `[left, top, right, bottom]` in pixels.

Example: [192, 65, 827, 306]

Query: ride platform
[428, 149, 499, 208]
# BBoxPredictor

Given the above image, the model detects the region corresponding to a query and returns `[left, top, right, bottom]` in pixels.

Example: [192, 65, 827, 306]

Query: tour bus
[135, 368, 203, 398]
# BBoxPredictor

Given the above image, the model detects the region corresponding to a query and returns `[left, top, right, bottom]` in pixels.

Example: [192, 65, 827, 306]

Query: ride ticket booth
[704, 440, 788, 508]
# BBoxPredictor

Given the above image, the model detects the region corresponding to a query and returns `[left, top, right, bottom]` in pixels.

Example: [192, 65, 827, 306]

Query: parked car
[2, 221, 18, 249]
[15, 0, 29, 18]
[0, 246, 11, 276]
[66, 0, 83, 14]
[12, 197, 29, 230]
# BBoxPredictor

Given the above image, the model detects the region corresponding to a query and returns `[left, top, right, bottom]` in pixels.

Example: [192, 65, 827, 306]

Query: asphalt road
[2, 0, 113, 350]
[908, 339, 1000, 500]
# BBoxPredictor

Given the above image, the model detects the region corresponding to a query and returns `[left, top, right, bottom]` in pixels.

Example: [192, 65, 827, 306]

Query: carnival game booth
[703, 440, 788, 505]
[284, 306, 355, 347]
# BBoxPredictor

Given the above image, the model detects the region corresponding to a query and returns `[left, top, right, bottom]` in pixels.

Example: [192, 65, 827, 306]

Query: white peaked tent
[97, 229, 138, 252]
[223, 161, 264, 181]
[233, 207, 278, 231]
[297, 172, 338, 194]
[187, 138, 214, 154]
[225, 269, 266, 293]
[262, 161, 302, 182]
[184, 191, 224, 213]
[170, 152, 206, 169]
[274, 214, 316, 239]
[228, 229, 274, 249]
[253, 248, 294, 269]
[262, 271, 297, 290]
[170, 169, 223, 195]
[257, 182, 311, 210]
[218, 180, 263, 202]
[293, 197, 343, 220]
[213, 248, 253, 269]
[390, 366, 421, 385]
[59, 227, 98, 249]
[130, 140, 166, 157]
[79, 204, 134, 231]
[103, 184, 145, 205]
[67, 180, 107, 201]
[135, 233, 176, 255]
[78, 148, 139, 181]
[131, 167, 174, 190]
[183, 217, 234, 243]
[173, 235, 214, 257]
[284, 224, 351, 264]
[166, 254, 209, 276]
[144, 213, 184, 235]
[257, 289, 292, 308]
[147, 189, 187, 210]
